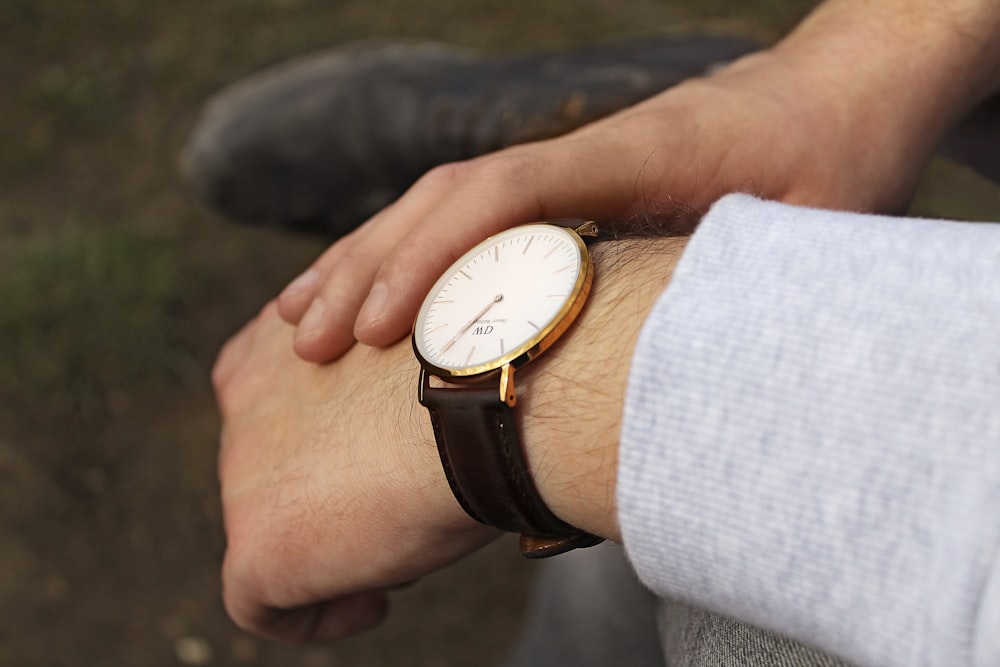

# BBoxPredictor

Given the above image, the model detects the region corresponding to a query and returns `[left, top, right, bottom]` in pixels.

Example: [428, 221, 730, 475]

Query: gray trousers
[504, 543, 855, 667]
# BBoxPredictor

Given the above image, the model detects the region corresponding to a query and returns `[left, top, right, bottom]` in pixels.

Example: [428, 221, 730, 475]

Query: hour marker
[426, 323, 448, 335]
[433, 299, 455, 304]
[543, 245, 559, 259]
[527, 320, 540, 330]
[522, 236, 534, 254]
[554, 263, 572, 273]
[460, 269, 472, 280]
[546, 294, 566, 298]
[465, 346, 476, 365]
[494, 246, 499, 262]
[500, 338, 505, 355]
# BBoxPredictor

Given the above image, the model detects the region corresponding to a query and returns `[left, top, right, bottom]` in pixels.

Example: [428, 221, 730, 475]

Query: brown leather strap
[419, 369, 602, 557]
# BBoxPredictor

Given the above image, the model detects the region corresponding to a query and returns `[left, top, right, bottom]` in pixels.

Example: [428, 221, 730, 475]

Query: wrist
[690, 0, 1000, 213]
[773, 0, 1000, 149]
[519, 235, 688, 543]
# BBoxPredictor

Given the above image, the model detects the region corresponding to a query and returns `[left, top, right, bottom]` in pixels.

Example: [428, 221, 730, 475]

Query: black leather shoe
[180, 36, 760, 236]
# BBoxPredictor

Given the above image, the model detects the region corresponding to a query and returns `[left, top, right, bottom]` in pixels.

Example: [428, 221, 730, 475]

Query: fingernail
[295, 297, 326, 342]
[281, 268, 320, 298]
[357, 283, 388, 329]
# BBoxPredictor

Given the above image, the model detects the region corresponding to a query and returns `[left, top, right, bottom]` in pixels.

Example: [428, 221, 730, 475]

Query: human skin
[276, 0, 1000, 362]
[213, 235, 687, 640]
[217, 0, 1000, 645]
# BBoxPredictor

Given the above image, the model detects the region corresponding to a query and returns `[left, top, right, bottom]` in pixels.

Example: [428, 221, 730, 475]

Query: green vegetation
[0, 0, 819, 431]
[0, 228, 187, 420]
[3, 1, 1000, 665]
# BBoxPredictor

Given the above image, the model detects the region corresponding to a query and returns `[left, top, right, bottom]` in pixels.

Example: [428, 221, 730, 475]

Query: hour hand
[441, 294, 503, 354]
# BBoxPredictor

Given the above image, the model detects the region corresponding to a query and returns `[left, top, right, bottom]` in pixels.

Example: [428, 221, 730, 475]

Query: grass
[0, 0, 820, 429]
[0, 0, 995, 457]
[0, 0, 817, 177]
[4, 1, 1000, 664]
[0, 227, 189, 422]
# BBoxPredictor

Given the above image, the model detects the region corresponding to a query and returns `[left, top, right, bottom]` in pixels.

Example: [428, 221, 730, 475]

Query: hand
[275, 48, 877, 362]
[212, 302, 497, 641]
[274, 0, 998, 365]
[213, 235, 686, 641]
[278, 0, 1000, 366]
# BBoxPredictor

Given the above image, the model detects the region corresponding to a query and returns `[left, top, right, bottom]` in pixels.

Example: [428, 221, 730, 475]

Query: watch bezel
[411, 223, 593, 382]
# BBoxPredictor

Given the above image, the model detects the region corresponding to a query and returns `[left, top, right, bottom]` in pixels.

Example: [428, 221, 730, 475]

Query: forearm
[518, 234, 688, 543]
[783, 0, 1000, 101]
[633, 0, 1000, 213]
[774, 0, 1000, 163]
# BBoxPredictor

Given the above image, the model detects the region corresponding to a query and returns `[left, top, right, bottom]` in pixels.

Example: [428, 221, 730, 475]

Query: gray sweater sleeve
[618, 194, 1000, 667]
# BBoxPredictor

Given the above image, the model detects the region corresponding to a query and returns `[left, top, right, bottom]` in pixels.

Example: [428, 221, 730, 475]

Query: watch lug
[500, 364, 517, 407]
[418, 367, 431, 406]
[573, 220, 599, 238]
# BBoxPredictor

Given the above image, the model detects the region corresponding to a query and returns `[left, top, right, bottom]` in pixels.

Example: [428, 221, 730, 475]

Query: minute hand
[440, 294, 503, 354]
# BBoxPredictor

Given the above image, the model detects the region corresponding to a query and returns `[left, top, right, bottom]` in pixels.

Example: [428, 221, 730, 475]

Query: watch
[412, 219, 604, 558]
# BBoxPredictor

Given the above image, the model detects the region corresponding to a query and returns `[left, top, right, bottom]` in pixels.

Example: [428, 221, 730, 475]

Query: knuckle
[418, 161, 470, 190]
[211, 354, 247, 414]
[314, 234, 356, 272]
[257, 299, 279, 321]
[220, 523, 280, 625]
[335, 240, 375, 277]
[220, 549, 260, 631]
[321, 247, 377, 312]
[220, 518, 312, 640]
[385, 238, 424, 270]
[210, 358, 227, 395]
[211, 346, 236, 399]
[469, 149, 543, 189]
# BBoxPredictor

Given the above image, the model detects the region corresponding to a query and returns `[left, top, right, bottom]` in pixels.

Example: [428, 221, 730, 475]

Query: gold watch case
[412, 221, 597, 405]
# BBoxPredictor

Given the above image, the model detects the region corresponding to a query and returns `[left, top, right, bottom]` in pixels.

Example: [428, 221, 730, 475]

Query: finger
[212, 329, 252, 394]
[278, 214, 402, 325]
[276, 237, 349, 325]
[290, 236, 392, 362]
[290, 164, 464, 362]
[212, 301, 278, 392]
[308, 591, 389, 640]
[215, 301, 297, 404]
[354, 136, 641, 347]
[226, 589, 388, 643]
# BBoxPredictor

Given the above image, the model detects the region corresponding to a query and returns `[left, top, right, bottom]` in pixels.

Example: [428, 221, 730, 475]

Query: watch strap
[419, 369, 602, 558]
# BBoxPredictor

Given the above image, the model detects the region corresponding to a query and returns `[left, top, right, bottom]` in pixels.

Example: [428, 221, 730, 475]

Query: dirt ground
[3, 1, 999, 665]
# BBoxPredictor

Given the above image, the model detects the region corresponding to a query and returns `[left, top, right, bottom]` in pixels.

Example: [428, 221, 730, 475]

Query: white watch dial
[414, 224, 588, 373]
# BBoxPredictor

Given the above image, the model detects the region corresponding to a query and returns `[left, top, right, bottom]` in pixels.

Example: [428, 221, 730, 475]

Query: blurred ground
[2, 1, 999, 666]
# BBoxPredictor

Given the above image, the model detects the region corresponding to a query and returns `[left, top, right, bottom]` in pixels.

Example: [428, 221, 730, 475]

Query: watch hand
[441, 294, 503, 354]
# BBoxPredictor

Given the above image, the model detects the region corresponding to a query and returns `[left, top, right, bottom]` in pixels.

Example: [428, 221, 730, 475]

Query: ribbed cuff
[618, 194, 1000, 667]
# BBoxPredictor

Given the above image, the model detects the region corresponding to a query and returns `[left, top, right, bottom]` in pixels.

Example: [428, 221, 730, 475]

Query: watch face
[413, 223, 591, 377]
